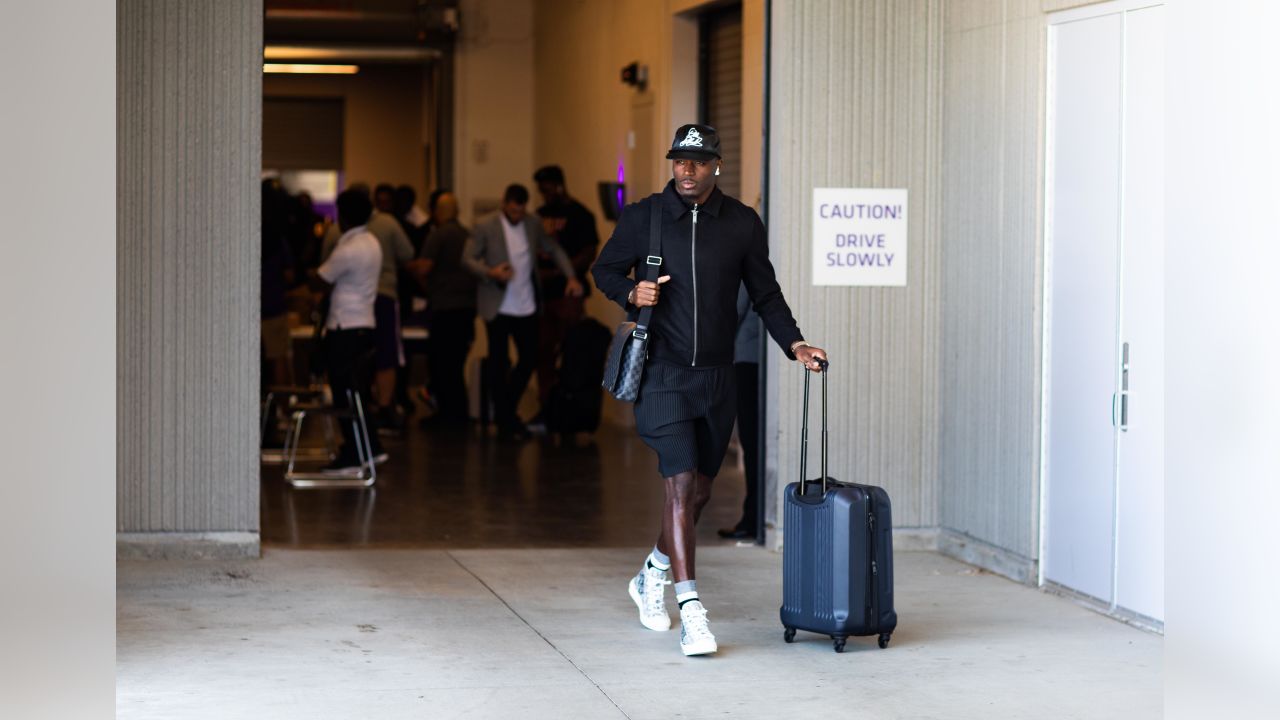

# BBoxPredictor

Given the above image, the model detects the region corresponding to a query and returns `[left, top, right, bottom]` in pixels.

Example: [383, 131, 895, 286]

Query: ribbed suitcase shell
[780, 480, 897, 649]
[779, 362, 897, 652]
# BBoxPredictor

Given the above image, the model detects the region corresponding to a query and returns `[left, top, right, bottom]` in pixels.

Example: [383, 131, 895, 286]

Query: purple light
[616, 162, 625, 210]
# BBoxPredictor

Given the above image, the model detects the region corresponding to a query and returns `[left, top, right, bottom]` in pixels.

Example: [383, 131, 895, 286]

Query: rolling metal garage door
[701, 4, 742, 199]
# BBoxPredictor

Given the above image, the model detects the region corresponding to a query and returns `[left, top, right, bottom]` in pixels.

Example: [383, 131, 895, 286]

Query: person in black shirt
[415, 192, 477, 428]
[718, 284, 763, 541]
[531, 165, 599, 429]
[392, 185, 429, 416]
[592, 124, 828, 657]
[394, 185, 428, 253]
[288, 190, 323, 278]
[261, 180, 296, 391]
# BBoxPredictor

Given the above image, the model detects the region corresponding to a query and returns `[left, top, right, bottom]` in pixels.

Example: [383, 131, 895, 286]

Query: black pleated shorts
[634, 361, 737, 478]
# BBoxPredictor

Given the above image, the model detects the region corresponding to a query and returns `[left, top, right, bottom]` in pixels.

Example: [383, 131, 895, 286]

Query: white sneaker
[679, 600, 718, 656]
[628, 566, 671, 631]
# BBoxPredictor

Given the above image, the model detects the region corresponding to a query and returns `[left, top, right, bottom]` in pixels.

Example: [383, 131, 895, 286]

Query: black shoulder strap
[636, 198, 663, 330]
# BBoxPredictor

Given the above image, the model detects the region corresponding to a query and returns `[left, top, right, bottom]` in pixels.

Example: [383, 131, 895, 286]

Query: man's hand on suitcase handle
[629, 275, 671, 307]
[792, 342, 829, 372]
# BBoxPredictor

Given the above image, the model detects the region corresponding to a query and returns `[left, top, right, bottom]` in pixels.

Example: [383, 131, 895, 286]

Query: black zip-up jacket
[591, 181, 804, 368]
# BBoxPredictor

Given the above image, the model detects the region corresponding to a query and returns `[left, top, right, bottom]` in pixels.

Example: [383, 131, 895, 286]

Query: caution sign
[811, 188, 908, 287]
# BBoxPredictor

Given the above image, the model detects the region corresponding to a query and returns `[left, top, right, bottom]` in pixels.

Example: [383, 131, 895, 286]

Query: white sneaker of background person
[679, 600, 717, 656]
[629, 563, 671, 631]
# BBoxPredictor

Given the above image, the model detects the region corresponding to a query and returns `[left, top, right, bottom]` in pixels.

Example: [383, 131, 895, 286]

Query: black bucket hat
[665, 123, 721, 160]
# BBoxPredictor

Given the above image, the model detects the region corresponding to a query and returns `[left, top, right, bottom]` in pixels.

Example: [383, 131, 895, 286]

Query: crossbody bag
[601, 199, 662, 402]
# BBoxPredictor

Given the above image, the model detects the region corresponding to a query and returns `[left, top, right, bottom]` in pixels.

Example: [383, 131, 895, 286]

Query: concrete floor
[126, 412, 1164, 717]
[117, 547, 1161, 719]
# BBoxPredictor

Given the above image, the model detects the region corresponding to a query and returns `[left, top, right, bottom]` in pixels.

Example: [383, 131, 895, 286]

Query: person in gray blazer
[463, 183, 582, 439]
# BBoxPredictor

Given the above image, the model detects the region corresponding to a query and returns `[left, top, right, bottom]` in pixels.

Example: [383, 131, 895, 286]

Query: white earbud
[715, 167, 721, 176]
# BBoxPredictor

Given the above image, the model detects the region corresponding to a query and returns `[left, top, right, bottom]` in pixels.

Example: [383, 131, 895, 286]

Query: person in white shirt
[320, 185, 416, 432]
[313, 188, 385, 472]
[463, 184, 582, 440]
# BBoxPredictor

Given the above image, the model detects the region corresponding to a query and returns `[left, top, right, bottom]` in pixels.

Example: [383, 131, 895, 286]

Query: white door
[1043, 10, 1124, 604]
[1115, 4, 1165, 622]
[1043, 1, 1165, 623]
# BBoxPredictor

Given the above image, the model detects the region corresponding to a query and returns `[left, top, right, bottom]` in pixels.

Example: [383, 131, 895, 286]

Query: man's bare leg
[655, 471, 714, 581]
[632, 471, 718, 644]
[629, 472, 700, 633]
[655, 470, 717, 654]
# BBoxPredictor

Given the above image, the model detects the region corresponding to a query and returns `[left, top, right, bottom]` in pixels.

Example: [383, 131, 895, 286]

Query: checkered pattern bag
[602, 200, 662, 402]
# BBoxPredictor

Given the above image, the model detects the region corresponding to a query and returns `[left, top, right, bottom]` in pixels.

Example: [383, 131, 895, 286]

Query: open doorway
[256, 0, 769, 550]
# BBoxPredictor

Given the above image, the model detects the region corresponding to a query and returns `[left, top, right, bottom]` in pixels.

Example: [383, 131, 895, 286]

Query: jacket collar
[661, 180, 725, 220]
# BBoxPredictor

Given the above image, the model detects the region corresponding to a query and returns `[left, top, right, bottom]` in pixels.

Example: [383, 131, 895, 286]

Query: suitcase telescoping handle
[798, 358, 830, 497]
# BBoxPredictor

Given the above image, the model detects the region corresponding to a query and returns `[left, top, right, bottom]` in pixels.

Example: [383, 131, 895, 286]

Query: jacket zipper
[691, 203, 699, 366]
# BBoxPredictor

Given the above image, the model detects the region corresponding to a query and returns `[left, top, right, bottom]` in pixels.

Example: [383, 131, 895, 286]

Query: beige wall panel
[533, 0, 767, 273]
[948, 2, 1052, 36]
[117, 1, 261, 542]
[946, 0, 1007, 30]
[533, 0, 674, 219]
[534, 0, 657, 212]
[937, 2, 1046, 565]
[768, 0, 944, 538]
[456, 0, 536, 226]
[740, 0, 766, 210]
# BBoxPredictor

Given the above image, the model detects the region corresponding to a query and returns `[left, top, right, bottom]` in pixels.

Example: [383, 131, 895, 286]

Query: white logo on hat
[678, 127, 704, 147]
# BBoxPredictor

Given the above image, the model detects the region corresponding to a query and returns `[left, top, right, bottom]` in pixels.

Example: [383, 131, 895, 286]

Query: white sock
[675, 580, 699, 608]
[646, 548, 671, 573]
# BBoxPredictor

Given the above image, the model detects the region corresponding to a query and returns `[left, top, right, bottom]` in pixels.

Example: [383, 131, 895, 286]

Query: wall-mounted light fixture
[621, 62, 648, 92]
[263, 63, 360, 75]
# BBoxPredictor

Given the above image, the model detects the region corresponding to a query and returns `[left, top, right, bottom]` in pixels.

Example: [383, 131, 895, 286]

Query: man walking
[464, 184, 582, 440]
[592, 124, 827, 656]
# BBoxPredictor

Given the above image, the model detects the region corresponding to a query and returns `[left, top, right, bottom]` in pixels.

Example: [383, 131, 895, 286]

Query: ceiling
[264, 0, 459, 61]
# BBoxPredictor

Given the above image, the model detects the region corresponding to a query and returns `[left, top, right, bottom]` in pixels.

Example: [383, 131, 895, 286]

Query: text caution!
[812, 188, 908, 287]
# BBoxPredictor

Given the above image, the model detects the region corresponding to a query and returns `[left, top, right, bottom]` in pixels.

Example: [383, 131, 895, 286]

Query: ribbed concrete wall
[934, 1, 1047, 575]
[117, 0, 261, 553]
[767, 0, 944, 538]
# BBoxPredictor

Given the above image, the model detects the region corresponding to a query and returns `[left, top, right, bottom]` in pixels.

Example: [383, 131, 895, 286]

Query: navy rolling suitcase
[780, 361, 897, 653]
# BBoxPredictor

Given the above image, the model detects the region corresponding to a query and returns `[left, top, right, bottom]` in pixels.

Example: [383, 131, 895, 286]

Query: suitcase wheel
[783, 627, 796, 644]
[878, 633, 891, 649]
[833, 637, 847, 653]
